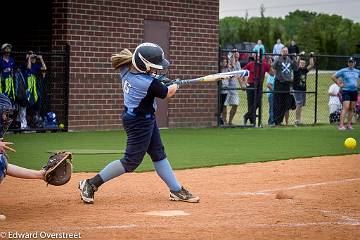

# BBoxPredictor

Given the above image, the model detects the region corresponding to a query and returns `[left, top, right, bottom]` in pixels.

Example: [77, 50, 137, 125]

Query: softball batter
[79, 42, 200, 203]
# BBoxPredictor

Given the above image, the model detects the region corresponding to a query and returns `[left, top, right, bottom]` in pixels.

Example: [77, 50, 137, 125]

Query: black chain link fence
[218, 49, 360, 127]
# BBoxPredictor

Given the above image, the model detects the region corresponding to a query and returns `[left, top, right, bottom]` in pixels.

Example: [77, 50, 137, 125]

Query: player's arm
[150, 79, 178, 100]
[6, 164, 44, 179]
[166, 84, 178, 99]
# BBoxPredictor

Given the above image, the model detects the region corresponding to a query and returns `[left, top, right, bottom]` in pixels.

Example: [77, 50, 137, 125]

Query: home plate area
[143, 210, 190, 217]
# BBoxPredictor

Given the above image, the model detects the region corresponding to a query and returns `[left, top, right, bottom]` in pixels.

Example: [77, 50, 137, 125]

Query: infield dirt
[1, 154, 359, 240]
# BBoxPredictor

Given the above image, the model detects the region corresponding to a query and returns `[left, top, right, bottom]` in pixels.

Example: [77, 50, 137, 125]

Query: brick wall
[52, 0, 219, 130]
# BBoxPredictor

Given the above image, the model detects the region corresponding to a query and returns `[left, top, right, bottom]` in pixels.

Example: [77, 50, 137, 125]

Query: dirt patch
[1, 154, 360, 240]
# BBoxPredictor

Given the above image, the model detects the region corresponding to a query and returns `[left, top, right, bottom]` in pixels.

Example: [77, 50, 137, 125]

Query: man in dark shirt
[242, 54, 271, 125]
[288, 40, 299, 55]
[293, 52, 314, 125]
[272, 47, 298, 125]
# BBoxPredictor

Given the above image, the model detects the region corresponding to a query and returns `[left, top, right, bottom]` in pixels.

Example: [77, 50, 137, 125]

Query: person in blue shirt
[252, 40, 265, 55]
[331, 57, 360, 130]
[79, 43, 200, 204]
[266, 73, 276, 125]
[0, 43, 16, 101]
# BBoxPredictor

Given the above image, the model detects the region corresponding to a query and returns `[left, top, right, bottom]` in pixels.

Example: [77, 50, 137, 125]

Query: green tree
[220, 11, 360, 55]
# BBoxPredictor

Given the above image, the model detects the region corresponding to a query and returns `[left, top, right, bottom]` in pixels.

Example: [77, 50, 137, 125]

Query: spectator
[272, 47, 298, 126]
[293, 52, 315, 125]
[224, 52, 240, 125]
[21, 51, 47, 129]
[288, 40, 300, 55]
[331, 57, 360, 130]
[232, 50, 241, 70]
[219, 57, 229, 125]
[266, 72, 276, 125]
[272, 39, 284, 56]
[0, 43, 16, 101]
[328, 82, 342, 124]
[253, 40, 265, 55]
[242, 54, 271, 125]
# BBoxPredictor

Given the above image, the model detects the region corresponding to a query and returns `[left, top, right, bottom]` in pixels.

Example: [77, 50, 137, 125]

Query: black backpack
[14, 69, 27, 105]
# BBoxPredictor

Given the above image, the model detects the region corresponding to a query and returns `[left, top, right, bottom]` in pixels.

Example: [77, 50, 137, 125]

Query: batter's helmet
[132, 43, 169, 73]
[0, 94, 17, 139]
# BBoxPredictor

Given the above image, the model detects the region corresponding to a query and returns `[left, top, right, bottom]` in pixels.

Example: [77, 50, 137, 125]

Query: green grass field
[5, 125, 359, 173]
[228, 71, 346, 125]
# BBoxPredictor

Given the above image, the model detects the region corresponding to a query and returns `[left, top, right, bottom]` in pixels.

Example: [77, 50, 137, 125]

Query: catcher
[0, 94, 72, 187]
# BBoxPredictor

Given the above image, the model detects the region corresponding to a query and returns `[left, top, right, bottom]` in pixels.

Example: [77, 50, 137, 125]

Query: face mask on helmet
[132, 43, 170, 73]
[0, 94, 17, 139]
[0, 110, 16, 139]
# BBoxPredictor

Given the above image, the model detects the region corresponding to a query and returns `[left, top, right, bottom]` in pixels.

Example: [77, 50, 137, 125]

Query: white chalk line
[253, 221, 359, 228]
[228, 178, 360, 196]
[53, 224, 137, 231]
[253, 209, 360, 228]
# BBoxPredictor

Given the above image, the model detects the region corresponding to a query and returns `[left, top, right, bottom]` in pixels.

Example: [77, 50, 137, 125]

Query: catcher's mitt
[43, 151, 73, 186]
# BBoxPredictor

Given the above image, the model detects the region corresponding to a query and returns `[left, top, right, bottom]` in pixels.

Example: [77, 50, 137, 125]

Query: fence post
[63, 43, 70, 131]
[258, 50, 263, 127]
[314, 60, 318, 124]
[217, 46, 222, 127]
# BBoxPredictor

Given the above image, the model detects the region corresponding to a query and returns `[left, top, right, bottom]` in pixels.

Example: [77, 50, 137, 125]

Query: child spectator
[266, 72, 275, 125]
[328, 83, 342, 124]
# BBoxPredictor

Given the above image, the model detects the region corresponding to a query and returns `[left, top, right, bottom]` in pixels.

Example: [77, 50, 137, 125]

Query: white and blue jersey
[335, 67, 360, 91]
[120, 66, 168, 115]
[118, 66, 169, 172]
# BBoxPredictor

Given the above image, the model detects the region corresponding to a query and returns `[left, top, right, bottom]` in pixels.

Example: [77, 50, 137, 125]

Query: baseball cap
[1, 43, 12, 51]
[348, 57, 355, 62]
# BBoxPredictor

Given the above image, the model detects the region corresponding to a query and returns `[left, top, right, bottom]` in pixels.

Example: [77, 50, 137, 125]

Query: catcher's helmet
[0, 94, 17, 139]
[132, 42, 169, 73]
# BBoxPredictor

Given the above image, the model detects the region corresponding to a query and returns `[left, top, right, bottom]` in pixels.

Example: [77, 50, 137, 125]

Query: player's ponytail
[110, 48, 133, 70]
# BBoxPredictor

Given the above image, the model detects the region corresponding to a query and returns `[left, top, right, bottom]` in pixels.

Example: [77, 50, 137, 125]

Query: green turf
[4, 125, 359, 173]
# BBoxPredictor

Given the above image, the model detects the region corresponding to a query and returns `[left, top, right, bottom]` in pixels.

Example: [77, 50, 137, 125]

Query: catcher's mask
[132, 42, 170, 73]
[0, 94, 17, 139]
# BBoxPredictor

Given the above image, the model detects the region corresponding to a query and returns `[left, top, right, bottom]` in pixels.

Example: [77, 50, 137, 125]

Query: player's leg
[79, 114, 154, 203]
[148, 121, 199, 203]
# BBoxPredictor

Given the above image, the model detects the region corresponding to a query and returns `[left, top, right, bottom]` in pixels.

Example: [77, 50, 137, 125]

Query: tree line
[220, 10, 360, 55]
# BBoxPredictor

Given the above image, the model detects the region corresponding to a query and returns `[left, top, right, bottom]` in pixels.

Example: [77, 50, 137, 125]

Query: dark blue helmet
[131, 42, 169, 73]
[0, 94, 17, 139]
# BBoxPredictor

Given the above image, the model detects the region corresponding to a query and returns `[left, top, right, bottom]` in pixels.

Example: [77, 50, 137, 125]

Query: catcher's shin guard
[79, 180, 97, 204]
